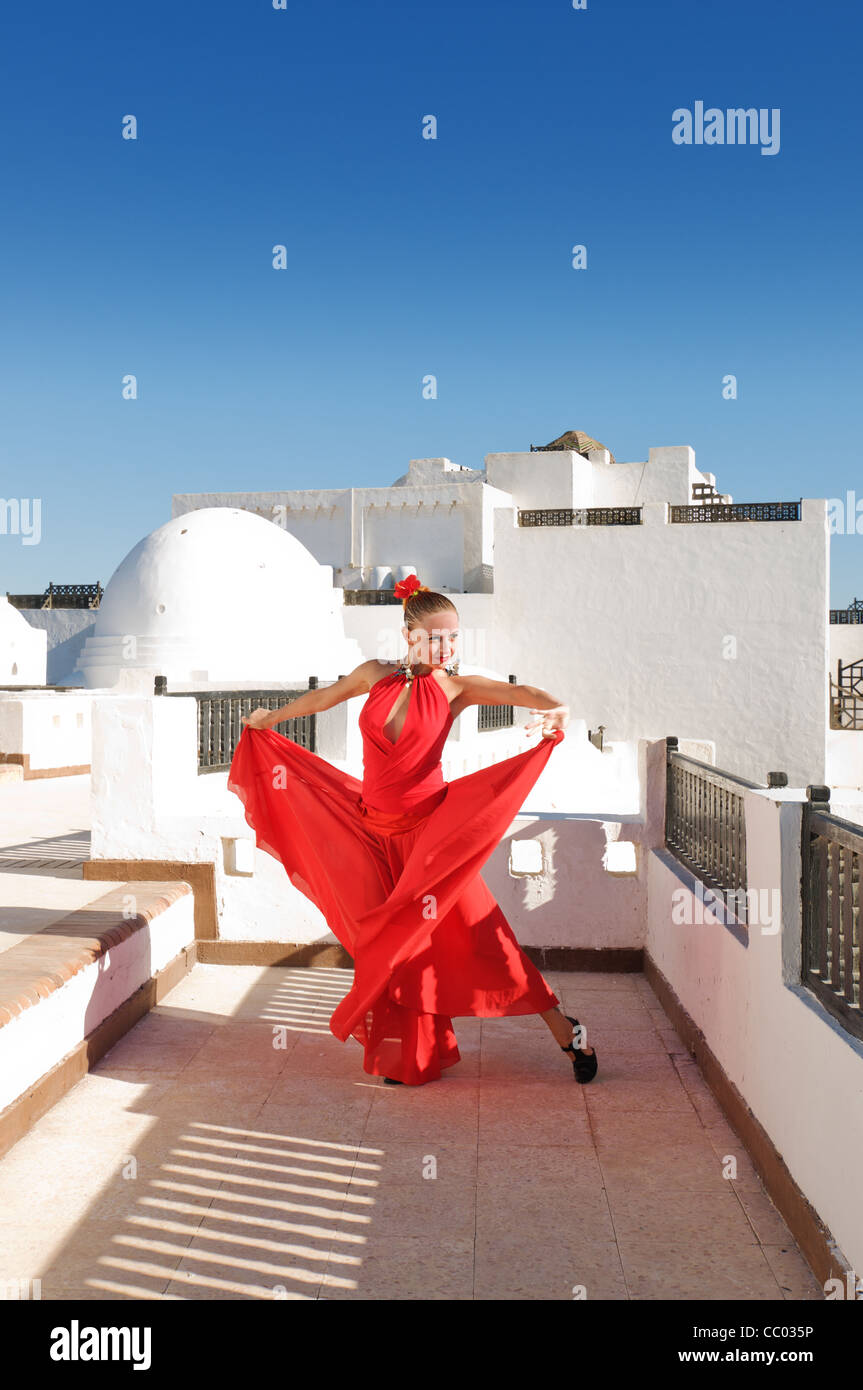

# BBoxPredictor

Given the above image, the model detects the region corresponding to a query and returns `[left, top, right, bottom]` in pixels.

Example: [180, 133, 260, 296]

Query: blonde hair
[400, 585, 458, 630]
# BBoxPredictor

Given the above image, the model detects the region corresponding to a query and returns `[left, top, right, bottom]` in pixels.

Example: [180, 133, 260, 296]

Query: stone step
[0, 880, 196, 1159]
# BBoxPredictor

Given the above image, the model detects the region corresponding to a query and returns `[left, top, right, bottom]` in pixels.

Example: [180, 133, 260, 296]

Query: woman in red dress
[226, 577, 597, 1087]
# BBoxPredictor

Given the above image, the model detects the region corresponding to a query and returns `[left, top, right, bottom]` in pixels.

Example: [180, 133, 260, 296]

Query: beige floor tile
[138, 1078, 274, 1118]
[320, 1233, 474, 1299]
[589, 1103, 707, 1139]
[477, 1108, 588, 1148]
[597, 1133, 730, 1192]
[584, 1077, 696, 1113]
[28, 1277, 175, 1302]
[209, 1175, 354, 1222]
[557, 972, 642, 991]
[184, 1208, 343, 1262]
[761, 1243, 825, 1299]
[703, 1133, 769, 1189]
[572, 1008, 650, 1029]
[671, 1067, 729, 1125]
[128, 1013, 218, 1041]
[443, 1055, 480, 1078]
[616, 1234, 783, 1300]
[478, 1057, 578, 1085]
[473, 1234, 628, 1300]
[361, 1105, 479, 1146]
[0, 1215, 201, 1300]
[475, 1195, 616, 1251]
[206, 1171, 354, 1227]
[559, 1009, 660, 1036]
[481, 1013, 548, 1031]
[584, 1025, 668, 1050]
[252, 1102, 371, 1147]
[590, 1050, 678, 1077]
[732, 1185, 798, 1245]
[476, 1138, 600, 1183]
[481, 1073, 591, 1106]
[345, 1138, 477, 1187]
[77, 1066, 184, 1088]
[278, 1034, 364, 1075]
[338, 1173, 476, 1239]
[167, 1234, 327, 1300]
[75, 1170, 220, 1226]
[263, 1072, 377, 1106]
[91, 1053, 200, 1081]
[607, 1184, 759, 1245]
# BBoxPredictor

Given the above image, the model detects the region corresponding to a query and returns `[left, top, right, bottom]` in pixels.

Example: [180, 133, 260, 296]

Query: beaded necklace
[397, 657, 460, 684]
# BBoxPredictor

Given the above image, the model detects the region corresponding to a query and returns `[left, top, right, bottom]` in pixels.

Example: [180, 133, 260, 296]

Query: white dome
[74, 508, 363, 689]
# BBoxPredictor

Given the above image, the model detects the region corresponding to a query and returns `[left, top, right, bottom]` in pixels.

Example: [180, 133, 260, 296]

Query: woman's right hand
[242, 707, 273, 731]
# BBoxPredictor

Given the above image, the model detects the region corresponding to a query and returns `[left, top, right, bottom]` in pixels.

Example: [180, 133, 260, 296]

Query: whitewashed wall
[362, 497, 465, 590]
[0, 597, 47, 685]
[491, 497, 829, 787]
[0, 692, 94, 771]
[16, 609, 96, 686]
[826, 728, 863, 791]
[648, 789, 863, 1275]
[484, 450, 577, 509]
[830, 623, 863, 671]
[171, 464, 491, 593]
[483, 446, 722, 510]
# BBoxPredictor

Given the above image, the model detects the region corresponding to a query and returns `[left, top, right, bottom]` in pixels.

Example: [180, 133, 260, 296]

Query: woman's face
[404, 611, 459, 667]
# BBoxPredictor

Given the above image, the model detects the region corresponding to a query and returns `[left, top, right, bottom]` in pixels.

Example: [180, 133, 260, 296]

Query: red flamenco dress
[226, 666, 565, 1085]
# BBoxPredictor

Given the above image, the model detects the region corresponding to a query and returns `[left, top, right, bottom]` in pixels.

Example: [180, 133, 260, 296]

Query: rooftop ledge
[0, 882, 195, 1156]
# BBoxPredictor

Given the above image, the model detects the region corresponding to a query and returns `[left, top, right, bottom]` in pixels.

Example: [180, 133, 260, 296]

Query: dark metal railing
[342, 590, 405, 605]
[6, 581, 103, 609]
[665, 738, 758, 921]
[802, 786, 862, 1042]
[477, 675, 517, 731]
[670, 501, 801, 523]
[831, 660, 863, 730]
[518, 507, 642, 526]
[830, 598, 863, 624]
[160, 681, 318, 773]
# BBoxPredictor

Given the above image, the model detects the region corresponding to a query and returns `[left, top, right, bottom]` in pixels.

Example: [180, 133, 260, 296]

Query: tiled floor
[0, 965, 823, 1300]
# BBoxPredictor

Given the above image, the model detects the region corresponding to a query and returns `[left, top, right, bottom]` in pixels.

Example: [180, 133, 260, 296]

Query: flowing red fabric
[226, 668, 565, 1085]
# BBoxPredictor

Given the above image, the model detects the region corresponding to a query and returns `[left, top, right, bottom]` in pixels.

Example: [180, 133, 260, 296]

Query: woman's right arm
[242, 660, 383, 730]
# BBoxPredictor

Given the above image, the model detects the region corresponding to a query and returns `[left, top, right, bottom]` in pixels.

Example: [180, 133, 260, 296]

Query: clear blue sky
[1, 0, 860, 605]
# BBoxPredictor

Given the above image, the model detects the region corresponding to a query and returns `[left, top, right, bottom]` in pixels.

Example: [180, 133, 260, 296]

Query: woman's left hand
[524, 705, 569, 738]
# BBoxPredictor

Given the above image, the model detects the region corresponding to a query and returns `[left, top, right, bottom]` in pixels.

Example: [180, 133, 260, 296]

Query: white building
[172, 442, 838, 790]
[71, 507, 364, 690]
[0, 596, 47, 686]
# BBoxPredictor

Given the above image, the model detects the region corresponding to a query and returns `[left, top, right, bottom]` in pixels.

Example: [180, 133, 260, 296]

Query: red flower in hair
[394, 574, 422, 601]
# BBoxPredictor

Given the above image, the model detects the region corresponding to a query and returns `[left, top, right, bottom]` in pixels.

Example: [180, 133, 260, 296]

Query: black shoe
[383, 1076, 403, 1085]
[561, 1015, 598, 1084]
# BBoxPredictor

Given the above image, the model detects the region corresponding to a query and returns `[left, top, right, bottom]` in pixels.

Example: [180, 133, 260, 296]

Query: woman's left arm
[451, 674, 569, 737]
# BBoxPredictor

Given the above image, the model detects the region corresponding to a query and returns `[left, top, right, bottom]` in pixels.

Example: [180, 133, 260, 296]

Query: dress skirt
[227, 726, 565, 1085]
